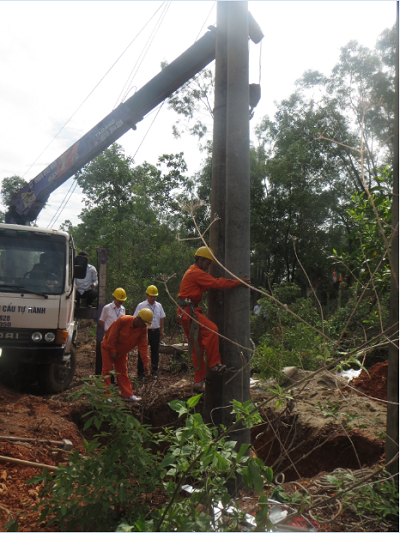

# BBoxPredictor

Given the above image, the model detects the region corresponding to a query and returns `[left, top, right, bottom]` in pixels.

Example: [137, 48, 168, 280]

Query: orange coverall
[178, 264, 239, 383]
[101, 315, 149, 398]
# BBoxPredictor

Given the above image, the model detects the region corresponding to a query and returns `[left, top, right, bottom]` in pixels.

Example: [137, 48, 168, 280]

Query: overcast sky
[0, 1, 396, 228]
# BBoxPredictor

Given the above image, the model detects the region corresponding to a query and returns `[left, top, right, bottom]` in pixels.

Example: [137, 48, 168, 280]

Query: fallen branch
[0, 454, 60, 472]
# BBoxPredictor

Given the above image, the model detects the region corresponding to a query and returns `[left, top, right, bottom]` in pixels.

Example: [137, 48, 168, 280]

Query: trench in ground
[70, 400, 384, 483]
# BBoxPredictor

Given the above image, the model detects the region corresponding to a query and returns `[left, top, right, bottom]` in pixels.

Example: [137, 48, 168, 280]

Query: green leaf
[187, 394, 202, 408]
[216, 453, 229, 471]
[83, 417, 93, 431]
[169, 400, 188, 417]
[236, 443, 250, 463]
[264, 466, 273, 484]
[248, 458, 264, 495]
[5, 519, 19, 532]
[160, 454, 176, 468]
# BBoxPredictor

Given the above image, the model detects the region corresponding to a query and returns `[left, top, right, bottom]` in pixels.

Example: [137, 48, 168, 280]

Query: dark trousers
[76, 289, 98, 307]
[138, 328, 160, 377]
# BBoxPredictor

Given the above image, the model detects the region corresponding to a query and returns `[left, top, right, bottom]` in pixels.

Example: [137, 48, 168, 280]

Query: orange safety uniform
[101, 315, 150, 398]
[178, 264, 240, 383]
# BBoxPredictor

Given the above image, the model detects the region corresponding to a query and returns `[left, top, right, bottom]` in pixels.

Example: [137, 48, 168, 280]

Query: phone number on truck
[0, 316, 11, 327]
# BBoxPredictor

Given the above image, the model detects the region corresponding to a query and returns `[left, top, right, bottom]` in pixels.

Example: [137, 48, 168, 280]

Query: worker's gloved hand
[110, 352, 118, 362]
[239, 275, 251, 286]
[144, 366, 151, 377]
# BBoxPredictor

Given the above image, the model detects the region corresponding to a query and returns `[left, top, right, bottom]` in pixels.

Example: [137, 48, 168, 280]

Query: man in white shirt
[134, 285, 166, 379]
[98, 288, 127, 332]
[75, 251, 98, 308]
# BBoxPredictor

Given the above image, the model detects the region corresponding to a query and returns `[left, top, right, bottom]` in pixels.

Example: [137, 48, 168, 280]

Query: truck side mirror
[74, 255, 88, 279]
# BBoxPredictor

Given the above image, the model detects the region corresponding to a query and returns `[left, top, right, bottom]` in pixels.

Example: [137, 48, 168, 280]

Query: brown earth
[347, 361, 388, 401]
[0, 319, 396, 532]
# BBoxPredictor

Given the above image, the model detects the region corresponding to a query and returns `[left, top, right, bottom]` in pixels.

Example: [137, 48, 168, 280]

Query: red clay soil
[349, 361, 388, 401]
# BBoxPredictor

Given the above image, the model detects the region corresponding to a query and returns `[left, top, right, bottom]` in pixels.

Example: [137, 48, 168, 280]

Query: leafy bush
[28, 377, 164, 531]
[123, 396, 270, 532]
[22, 378, 272, 532]
[325, 469, 399, 524]
[251, 283, 328, 380]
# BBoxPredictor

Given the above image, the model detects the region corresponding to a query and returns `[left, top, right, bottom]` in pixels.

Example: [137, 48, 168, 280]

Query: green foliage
[270, 471, 398, 527]
[251, 283, 328, 379]
[231, 399, 263, 429]
[270, 484, 311, 507]
[326, 291, 389, 336]
[327, 470, 399, 523]
[0, 175, 29, 208]
[28, 377, 163, 531]
[251, 28, 395, 291]
[331, 166, 393, 294]
[25, 378, 275, 532]
[63, 144, 197, 318]
[167, 68, 214, 146]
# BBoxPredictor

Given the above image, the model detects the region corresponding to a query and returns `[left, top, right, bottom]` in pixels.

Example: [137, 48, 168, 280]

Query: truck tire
[38, 346, 77, 394]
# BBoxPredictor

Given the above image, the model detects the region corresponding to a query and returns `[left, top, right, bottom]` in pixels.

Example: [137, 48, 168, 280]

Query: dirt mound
[348, 361, 388, 401]
[251, 367, 386, 482]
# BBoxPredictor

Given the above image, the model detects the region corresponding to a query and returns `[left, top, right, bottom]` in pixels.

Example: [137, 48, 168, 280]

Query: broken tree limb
[0, 454, 60, 471]
[0, 436, 72, 451]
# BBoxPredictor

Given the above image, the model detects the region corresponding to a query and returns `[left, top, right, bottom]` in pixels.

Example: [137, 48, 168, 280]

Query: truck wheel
[38, 346, 77, 394]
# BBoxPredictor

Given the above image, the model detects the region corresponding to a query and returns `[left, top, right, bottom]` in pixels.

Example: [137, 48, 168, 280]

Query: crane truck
[0, 18, 263, 393]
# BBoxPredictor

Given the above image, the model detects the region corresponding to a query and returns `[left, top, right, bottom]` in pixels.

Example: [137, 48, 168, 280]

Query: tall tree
[0, 175, 29, 221]
[64, 144, 195, 318]
[252, 28, 395, 293]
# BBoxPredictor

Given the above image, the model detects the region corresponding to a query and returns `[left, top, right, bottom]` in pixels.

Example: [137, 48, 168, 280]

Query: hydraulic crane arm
[6, 13, 263, 226]
[6, 27, 217, 225]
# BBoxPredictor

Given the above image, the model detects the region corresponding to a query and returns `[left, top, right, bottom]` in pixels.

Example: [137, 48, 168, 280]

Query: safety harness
[178, 298, 204, 371]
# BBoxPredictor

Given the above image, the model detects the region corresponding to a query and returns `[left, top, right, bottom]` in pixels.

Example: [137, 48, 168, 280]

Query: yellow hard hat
[138, 308, 153, 326]
[113, 287, 127, 301]
[146, 285, 158, 296]
[194, 246, 216, 262]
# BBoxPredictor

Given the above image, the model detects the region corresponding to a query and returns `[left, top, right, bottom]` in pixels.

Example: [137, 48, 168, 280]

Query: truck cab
[0, 223, 85, 393]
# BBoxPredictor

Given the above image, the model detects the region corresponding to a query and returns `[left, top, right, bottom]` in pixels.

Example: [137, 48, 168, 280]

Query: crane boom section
[6, 27, 217, 225]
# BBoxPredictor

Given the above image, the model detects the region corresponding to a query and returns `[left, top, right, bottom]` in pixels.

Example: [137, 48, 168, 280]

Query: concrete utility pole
[386, 0, 399, 477]
[206, 1, 229, 424]
[222, 0, 251, 457]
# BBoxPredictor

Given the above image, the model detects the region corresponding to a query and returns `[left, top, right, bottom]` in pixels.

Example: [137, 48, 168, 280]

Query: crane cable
[47, 180, 79, 229]
[133, 102, 165, 160]
[114, 1, 172, 109]
[37, 3, 169, 228]
[194, 2, 216, 42]
[48, 3, 214, 227]
[132, 3, 216, 159]
[49, 2, 171, 229]
[24, 1, 168, 182]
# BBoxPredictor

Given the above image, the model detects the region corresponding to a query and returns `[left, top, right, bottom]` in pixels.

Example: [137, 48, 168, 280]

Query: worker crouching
[178, 246, 250, 391]
[101, 308, 153, 402]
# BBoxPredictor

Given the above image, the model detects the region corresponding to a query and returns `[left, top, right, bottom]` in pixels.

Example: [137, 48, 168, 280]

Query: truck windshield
[0, 230, 66, 295]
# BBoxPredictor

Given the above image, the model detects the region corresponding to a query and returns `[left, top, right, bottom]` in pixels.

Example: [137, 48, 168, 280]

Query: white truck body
[0, 223, 79, 392]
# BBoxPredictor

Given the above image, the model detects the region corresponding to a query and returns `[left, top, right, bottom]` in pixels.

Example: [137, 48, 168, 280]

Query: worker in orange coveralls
[101, 308, 153, 402]
[178, 246, 250, 391]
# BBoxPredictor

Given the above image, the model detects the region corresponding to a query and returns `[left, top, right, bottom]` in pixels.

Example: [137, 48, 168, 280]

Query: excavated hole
[68, 398, 384, 483]
[251, 410, 384, 482]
